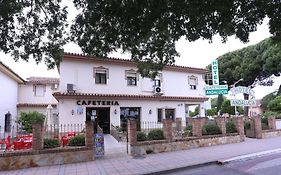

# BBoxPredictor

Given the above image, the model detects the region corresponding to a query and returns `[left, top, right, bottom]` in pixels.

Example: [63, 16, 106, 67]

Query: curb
[143, 161, 216, 175]
[217, 148, 281, 165]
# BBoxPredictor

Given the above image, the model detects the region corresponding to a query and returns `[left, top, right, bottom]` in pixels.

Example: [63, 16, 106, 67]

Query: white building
[17, 77, 59, 124]
[54, 53, 208, 133]
[0, 61, 24, 129]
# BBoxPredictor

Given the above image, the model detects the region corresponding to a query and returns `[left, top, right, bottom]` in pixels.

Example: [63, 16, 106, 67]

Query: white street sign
[205, 85, 228, 90]
[230, 99, 257, 106]
[211, 60, 219, 85]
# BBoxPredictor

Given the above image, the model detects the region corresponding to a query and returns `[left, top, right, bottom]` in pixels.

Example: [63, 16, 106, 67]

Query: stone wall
[131, 134, 244, 156]
[0, 147, 93, 171]
[261, 130, 281, 139]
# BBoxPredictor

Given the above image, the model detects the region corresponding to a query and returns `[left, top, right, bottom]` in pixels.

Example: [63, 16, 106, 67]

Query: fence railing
[141, 121, 163, 133]
[44, 124, 85, 139]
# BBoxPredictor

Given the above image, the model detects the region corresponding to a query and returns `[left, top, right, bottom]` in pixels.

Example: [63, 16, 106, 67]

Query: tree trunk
[277, 84, 281, 96]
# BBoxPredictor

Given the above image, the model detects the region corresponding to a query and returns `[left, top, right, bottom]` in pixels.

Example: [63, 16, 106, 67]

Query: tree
[189, 106, 199, 117]
[267, 96, 281, 113]
[221, 100, 244, 115]
[261, 91, 277, 111]
[0, 0, 68, 69]
[18, 111, 45, 133]
[206, 109, 216, 116]
[2, 1, 281, 77]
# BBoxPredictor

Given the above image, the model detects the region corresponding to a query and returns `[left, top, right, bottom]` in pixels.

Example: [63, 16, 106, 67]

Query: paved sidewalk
[2, 137, 281, 175]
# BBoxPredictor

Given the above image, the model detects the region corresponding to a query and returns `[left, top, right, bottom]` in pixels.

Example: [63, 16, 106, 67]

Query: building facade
[0, 61, 24, 129]
[17, 77, 59, 125]
[54, 53, 208, 133]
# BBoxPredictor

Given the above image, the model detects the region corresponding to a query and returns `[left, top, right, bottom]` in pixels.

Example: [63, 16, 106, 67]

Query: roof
[17, 103, 57, 108]
[63, 53, 207, 74]
[53, 92, 208, 102]
[0, 60, 25, 83]
[26, 77, 59, 84]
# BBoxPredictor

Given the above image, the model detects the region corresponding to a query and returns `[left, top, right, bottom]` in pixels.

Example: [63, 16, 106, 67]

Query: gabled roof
[53, 92, 208, 102]
[0, 60, 24, 83]
[63, 53, 207, 74]
[26, 77, 59, 84]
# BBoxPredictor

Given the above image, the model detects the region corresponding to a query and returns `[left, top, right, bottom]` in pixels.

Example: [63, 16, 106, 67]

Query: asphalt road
[161, 152, 281, 175]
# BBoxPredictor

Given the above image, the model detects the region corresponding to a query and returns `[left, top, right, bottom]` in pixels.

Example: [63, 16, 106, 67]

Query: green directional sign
[205, 89, 228, 95]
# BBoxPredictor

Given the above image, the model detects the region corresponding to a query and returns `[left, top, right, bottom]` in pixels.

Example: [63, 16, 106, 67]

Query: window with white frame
[125, 70, 138, 86]
[34, 84, 45, 96]
[188, 75, 198, 90]
[94, 67, 108, 84]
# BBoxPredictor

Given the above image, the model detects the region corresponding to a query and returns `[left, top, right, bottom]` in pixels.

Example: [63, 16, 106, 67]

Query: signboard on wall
[211, 60, 219, 85]
[95, 133, 104, 157]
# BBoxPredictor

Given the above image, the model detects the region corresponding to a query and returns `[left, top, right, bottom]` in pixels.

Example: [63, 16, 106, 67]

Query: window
[125, 70, 138, 86]
[165, 109, 175, 122]
[157, 109, 163, 122]
[94, 67, 108, 84]
[120, 107, 141, 131]
[34, 84, 45, 96]
[188, 76, 198, 90]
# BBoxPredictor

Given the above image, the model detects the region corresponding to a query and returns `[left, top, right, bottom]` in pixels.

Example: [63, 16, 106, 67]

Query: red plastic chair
[5, 136, 13, 151]
[61, 136, 69, 147]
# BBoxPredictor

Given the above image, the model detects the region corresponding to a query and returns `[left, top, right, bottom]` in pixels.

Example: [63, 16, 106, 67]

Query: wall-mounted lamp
[71, 109, 75, 115]
[149, 109, 152, 115]
[114, 109, 117, 115]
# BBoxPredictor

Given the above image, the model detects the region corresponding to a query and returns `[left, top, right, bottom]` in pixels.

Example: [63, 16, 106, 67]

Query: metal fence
[141, 121, 163, 133]
[44, 124, 85, 139]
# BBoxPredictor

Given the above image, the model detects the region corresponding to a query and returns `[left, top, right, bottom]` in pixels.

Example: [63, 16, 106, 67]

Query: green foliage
[189, 106, 199, 117]
[226, 121, 237, 133]
[147, 129, 165, 140]
[221, 100, 235, 115]
[68, 135, 85, 146]
[206, 109, 216, 116]
[137, 131, 147, 141]
[183, 125, 193, 137]
[267, 96, 281, 113]
[18, 111, 45, 133]
[44, 138, 60, 149]
[263, 111, 281, 119]
[261, 117, 269, 130]
[261, 92, 276, 111]
[202, 124, 221, 135]
[217, 95, 224, 113]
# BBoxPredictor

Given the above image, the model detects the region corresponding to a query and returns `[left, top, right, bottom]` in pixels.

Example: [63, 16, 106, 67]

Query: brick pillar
[233, 117, 244, 135]
[163, 119, 173, 140]
[192, 118, 205, 137]
[128, 119, 137, 145]
[32, 123, 43, 151]
[85, 121, 94, 148]
[175, 118, 182, 131]
[215, 117, 226, 135]
[186, 117, 193, 125]
[253, 116, 262, 139]
[268, 116, 276, 130]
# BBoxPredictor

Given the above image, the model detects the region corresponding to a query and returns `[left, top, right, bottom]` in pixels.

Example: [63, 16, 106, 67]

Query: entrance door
[86, 107, 110, 134]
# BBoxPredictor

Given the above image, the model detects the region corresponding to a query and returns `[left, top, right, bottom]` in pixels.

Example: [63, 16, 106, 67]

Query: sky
[0, 10, 278, 99]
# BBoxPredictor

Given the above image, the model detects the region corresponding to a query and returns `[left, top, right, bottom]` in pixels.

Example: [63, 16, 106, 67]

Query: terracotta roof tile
[26, 77, 59, 84]
[53, 92, 208, 102]
[64, 52, 207, 74]
[17, 103, 57, 107]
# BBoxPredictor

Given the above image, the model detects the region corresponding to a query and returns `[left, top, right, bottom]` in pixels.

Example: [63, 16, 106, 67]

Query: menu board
[95, 133, 104, 157]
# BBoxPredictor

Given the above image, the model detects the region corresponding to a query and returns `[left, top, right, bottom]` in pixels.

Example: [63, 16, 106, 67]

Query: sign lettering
[77, 100, 119, 106]
[212, 60, 219, 85]
[230, 99, 257, 106]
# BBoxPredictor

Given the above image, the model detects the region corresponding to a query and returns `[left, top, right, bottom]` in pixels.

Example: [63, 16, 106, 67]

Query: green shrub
[68, 135, 85, 146]
[18, 111, 45, 133]
[44, 138, 60, 149]
[183, 124, 193, 136]
[226, 121, 237, 133]
[147, 129, 165, 140]
[263, 111, 280, 119]
[202, 124, 221, 135]
[262, 122, 269, 130]
[137, 131, 147, 141]
[261, 117, 268, 125]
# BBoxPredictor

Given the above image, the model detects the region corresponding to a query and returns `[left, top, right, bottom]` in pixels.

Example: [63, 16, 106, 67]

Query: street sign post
[205, 85, 228, 95]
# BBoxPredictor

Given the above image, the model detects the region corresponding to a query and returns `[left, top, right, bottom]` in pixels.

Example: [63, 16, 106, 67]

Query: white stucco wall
[0, 71, 18, 127]
[59, 60, 206, 97]
[58, 99, 206, 127]
[18, 84, 58, 104]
